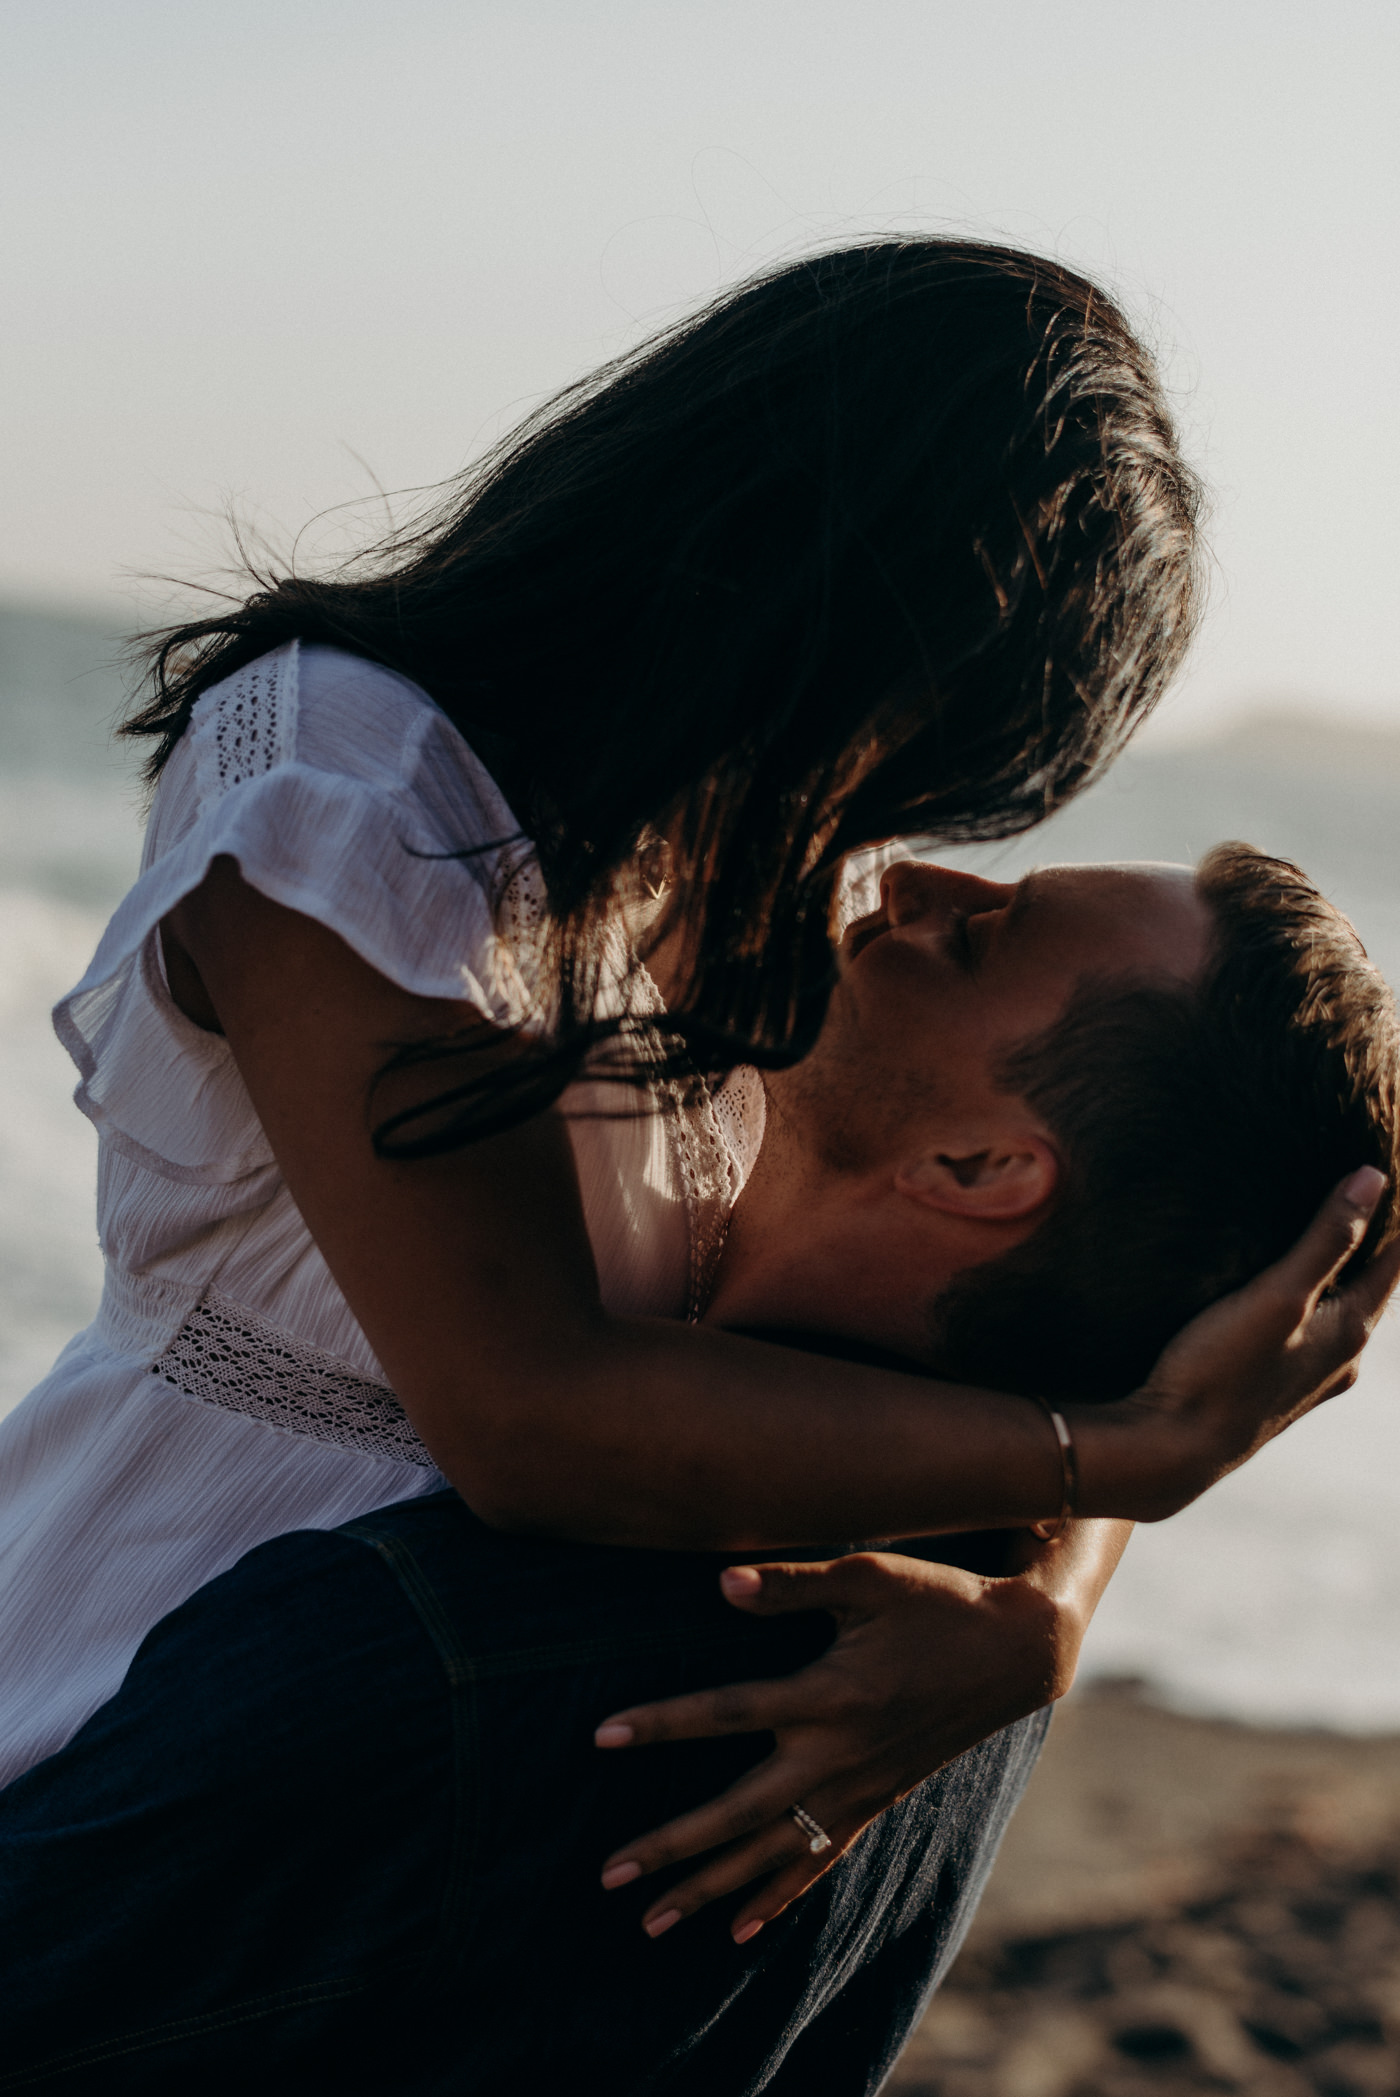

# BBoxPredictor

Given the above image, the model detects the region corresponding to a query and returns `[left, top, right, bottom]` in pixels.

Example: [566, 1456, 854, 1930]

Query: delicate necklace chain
[631, 963, 741, 1324]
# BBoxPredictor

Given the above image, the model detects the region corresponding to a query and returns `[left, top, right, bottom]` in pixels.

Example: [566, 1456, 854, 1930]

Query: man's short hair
[928, 843, 1400, 1402]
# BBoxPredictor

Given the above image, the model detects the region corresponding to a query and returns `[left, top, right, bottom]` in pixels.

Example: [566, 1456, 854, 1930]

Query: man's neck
[709, 1082, 825, 1328]
[708, 1082, 945, 1357]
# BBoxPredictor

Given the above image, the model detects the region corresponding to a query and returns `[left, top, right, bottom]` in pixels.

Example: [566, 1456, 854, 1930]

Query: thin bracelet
[1027, 1395, 1078, 1542]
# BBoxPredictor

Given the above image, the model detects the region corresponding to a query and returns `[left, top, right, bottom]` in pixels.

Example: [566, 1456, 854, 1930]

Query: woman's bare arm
[166, 860, 1399, 1551]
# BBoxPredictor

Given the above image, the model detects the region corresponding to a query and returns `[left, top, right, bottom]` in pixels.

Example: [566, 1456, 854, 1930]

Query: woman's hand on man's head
[1075, 1167, 1400, 1526]
[593, 1521, 1130, 1943]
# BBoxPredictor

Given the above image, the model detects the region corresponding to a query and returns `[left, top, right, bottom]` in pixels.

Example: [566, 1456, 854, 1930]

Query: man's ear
[894, 1135, 1058, 1221]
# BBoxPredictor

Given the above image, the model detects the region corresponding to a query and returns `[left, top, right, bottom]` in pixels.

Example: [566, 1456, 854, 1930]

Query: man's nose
[880, 860, 1016, 926]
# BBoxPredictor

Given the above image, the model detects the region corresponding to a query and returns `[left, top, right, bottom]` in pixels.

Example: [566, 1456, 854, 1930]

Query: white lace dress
[0, 641, 765, 1788]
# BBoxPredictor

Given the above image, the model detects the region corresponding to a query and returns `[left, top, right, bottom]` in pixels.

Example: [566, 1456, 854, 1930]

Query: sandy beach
[892, 1681, 1400, 2095]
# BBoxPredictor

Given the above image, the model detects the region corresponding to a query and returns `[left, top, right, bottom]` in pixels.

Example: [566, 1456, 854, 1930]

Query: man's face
[770, 858, 1214, 1168]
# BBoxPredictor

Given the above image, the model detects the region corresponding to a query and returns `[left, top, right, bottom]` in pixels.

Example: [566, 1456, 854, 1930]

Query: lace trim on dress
[193, 640, 300, 804]
[669, 1073, 741, 1323]
[150, 1290, 435, 1466]
[710, 1066, 766, 1197]
[489, 851, 551, 1026]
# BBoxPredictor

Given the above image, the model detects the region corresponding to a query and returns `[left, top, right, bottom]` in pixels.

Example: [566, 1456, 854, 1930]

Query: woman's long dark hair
[124, 237, 1203, 1150]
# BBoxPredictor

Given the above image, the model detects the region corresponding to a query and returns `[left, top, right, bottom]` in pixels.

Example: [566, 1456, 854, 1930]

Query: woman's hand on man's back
[593, 1520, 1130, 1942]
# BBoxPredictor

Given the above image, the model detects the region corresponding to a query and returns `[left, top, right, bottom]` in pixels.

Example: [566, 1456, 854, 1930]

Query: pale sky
[3, 0, 1397, 737]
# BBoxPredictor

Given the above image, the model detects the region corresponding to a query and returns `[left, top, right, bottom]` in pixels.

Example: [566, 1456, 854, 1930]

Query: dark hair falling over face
[124, 238, 1204, 1149]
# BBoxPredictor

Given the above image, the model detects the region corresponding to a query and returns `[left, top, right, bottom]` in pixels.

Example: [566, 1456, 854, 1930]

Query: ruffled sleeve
[53, 641, 543, 1181]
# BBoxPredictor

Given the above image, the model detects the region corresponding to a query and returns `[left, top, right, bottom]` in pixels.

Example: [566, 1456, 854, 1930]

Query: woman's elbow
[433, 1433, 612, 1540]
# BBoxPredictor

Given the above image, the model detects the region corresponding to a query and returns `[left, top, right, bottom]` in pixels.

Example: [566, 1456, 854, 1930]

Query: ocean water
[3, 601, 1398, 1730]
[0, 605, 145, 1410]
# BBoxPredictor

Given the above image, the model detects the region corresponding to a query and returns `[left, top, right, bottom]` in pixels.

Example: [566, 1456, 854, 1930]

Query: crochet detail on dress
[669, 1070, 739, 1323]
[151, 1290, 434, 1465]
[194, 641, 299, 803]
[710, 1066, 765, 1196]
[489, 850, 550, 1023]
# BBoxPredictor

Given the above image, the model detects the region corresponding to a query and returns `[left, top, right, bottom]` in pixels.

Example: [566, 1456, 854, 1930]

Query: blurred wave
[0, 602, 143, 1412]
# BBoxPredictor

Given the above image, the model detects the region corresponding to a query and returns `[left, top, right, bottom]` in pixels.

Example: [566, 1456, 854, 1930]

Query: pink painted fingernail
[720, 1566, 763, 1597]
[732, 1919, 764, 1945]
[645, 1908, 683, 1938]
[601, 1860, 642, 1890]
[594, 1721, 635, 1747]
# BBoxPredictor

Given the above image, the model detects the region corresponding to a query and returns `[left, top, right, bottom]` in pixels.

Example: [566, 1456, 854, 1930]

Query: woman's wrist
[977, 1557, 1084, 1705]
[1016, 1516, 1132, 1608]
[991, 1518, 1134, 1703]
[1061, 1397, 1214, 1524]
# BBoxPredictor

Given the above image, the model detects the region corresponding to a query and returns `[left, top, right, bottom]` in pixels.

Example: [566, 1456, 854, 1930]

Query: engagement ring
[790, 1805, 832, 1855]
